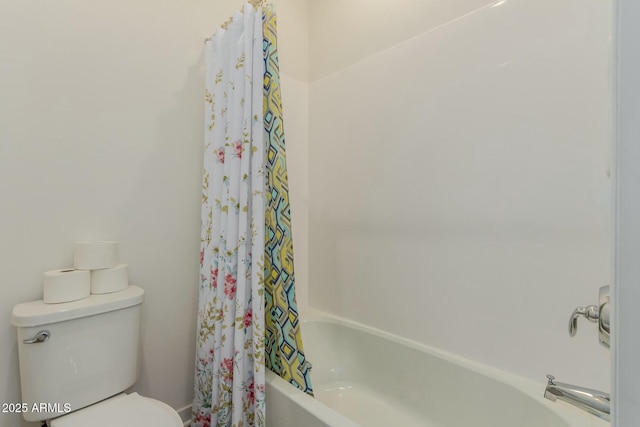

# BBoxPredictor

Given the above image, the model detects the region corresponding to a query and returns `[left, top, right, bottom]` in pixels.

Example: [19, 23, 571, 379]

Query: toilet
[11, 285, 183, 426]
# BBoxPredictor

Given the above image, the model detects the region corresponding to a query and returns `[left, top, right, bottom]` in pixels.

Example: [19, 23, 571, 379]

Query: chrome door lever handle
[22, 330, 50, 344]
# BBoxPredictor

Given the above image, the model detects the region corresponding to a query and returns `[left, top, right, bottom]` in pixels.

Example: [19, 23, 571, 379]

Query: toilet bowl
[11, 285, 182, 425]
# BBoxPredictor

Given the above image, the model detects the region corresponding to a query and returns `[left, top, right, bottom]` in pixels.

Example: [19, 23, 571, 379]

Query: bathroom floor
[314, 381, 439, 427]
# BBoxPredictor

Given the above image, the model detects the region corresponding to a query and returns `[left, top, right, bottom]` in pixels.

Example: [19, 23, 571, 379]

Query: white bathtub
[266, 310, 608, 427]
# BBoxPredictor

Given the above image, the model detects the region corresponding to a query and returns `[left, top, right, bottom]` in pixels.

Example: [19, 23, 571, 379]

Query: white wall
[0, 1, 308, 426]
[309, 0, 494, 81]
[308, 0, 612, 391]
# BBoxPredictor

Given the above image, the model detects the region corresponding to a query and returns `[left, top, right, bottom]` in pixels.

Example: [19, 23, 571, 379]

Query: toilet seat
[49, 392, 183, 427]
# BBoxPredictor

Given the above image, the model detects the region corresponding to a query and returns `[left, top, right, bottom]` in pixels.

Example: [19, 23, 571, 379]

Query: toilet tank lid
[11, 285, 144, 327]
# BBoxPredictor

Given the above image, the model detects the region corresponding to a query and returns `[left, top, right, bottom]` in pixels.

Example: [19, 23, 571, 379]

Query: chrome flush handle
[22, 330, 50, 344]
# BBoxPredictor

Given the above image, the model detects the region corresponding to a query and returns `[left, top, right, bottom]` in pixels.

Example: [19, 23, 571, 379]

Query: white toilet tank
[11, 285, 144, 422]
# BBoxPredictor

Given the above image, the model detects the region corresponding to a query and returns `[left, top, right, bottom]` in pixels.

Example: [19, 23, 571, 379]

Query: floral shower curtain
[193, 3, 312, 427]
[193, 4, 266, 427]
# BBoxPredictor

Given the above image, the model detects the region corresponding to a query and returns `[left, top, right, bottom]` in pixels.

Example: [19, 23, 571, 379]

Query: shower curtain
[193, 4, 265, 427]
[262, 7, 314, 396]
[193, 3, 312, 427]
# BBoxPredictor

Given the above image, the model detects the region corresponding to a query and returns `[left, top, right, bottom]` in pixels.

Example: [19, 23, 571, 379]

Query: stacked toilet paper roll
[74, 241, 129, 294]
[74, 241, 118, 270]
[43, 269, 90, 304]
[90, 262, 129, 294]
[41, 241, 130, 304]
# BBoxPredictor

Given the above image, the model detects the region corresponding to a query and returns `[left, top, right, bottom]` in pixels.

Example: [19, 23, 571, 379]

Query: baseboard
[178, 403, 192, 427]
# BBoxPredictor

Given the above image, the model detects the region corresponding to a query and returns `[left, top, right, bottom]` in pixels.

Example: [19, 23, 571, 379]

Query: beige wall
[308, 0, 612, 391]
[0, 0, 308, 426]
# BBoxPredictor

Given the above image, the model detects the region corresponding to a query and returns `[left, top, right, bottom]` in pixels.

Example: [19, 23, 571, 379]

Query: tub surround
[308, 0, 611, 392]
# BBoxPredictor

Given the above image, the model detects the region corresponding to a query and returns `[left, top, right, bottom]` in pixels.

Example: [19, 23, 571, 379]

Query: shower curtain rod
[204, 0, 267, 43]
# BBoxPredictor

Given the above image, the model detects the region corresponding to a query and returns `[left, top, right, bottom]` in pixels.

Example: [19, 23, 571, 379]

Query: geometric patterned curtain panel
[262, 3, 314, 397]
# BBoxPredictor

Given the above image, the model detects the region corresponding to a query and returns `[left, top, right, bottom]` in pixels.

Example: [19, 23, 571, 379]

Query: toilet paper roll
[91, 263, 129, 294]
[43, 269, 91, 304]
[74, 241, 118, 270]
